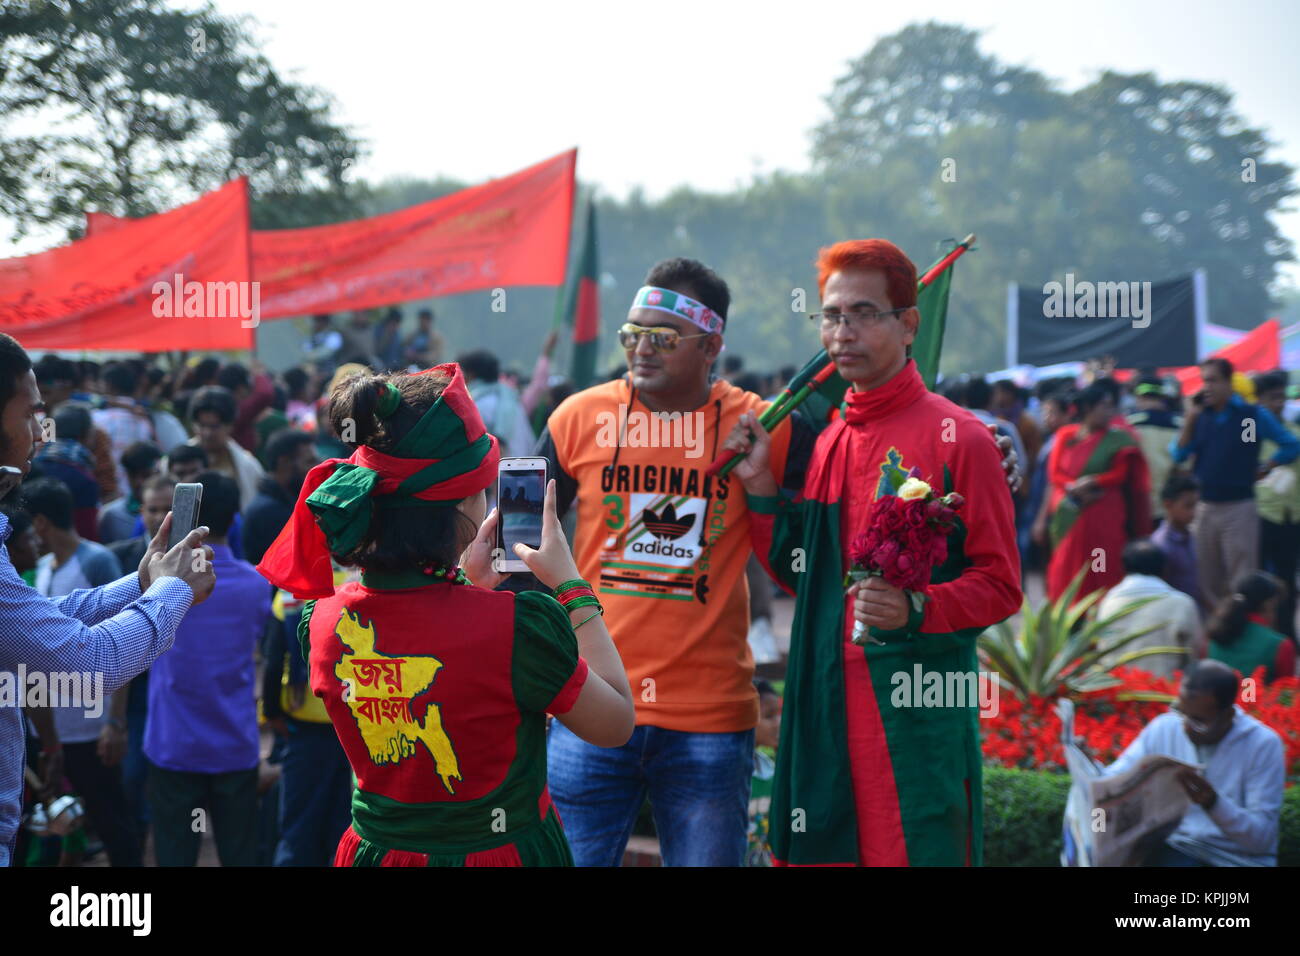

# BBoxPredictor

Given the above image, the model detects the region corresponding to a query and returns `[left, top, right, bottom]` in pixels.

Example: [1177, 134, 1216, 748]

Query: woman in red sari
[1046, 379, 1152, 602]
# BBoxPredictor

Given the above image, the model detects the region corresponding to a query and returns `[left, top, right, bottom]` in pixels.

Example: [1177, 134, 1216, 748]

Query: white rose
[898, 477, 931, 501]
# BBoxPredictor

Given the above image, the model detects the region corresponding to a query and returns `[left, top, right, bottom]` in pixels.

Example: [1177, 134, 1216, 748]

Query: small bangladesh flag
[555, 198, 600, 389]
[911, 246, 954, 392]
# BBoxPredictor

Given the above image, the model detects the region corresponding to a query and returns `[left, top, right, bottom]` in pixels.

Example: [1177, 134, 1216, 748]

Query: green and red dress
[748, 360, 1022, 866]
[1045, 423, 1151, 602]
[302, 570, 588, 866]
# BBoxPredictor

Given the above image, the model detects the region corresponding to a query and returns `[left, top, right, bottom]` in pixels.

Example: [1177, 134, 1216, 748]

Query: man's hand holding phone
[0, 464, 23, 500]
[139, 512, 217, 604]
[511, 479, 581, 590]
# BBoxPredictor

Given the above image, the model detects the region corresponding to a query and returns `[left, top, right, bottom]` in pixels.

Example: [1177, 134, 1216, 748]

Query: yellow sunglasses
[618, 323, 712, 352]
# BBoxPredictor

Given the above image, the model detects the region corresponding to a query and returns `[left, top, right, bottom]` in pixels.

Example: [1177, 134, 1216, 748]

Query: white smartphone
[495, 457, 548, 574]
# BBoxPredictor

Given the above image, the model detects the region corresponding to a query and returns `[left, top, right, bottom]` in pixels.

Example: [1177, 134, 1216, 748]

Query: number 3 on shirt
[602, 494, 625, 531]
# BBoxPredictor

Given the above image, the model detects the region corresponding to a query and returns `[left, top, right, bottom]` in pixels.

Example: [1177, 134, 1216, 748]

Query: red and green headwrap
[257, 363, 500, 599]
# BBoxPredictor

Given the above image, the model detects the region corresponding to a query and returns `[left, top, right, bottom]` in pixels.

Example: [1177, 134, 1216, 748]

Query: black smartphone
[167, 482, 203, 550]
[495, 457, 548, 573]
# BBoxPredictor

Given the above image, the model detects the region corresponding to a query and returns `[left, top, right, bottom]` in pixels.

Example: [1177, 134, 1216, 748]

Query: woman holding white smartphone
[256, 363, 633, 867]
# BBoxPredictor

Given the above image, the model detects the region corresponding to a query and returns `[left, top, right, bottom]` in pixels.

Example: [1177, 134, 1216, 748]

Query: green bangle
[553, 579, 591, 597]
[563, 594, 603, 614]
[573, 610, 602, 630]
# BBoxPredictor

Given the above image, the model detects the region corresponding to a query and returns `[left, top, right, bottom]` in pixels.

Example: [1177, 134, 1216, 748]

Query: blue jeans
[547, 721, 754, 866]
[273, 719, 354, 867]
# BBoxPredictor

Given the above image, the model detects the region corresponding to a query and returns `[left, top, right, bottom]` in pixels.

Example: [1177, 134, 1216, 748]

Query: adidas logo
[642, 503, 695, 541]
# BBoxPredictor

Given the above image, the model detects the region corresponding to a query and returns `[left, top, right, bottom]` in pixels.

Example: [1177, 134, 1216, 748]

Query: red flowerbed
[981, 667, 1300, 783]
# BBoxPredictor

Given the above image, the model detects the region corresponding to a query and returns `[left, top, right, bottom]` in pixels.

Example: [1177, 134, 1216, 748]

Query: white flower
[897, 477, 931, 501]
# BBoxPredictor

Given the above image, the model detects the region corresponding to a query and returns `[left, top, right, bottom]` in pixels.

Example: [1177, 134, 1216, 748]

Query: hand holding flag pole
[706, 233, 976, 478]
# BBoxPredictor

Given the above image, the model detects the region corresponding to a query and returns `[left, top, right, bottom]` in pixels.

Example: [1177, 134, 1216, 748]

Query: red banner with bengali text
[253, 149, 575, 318]
[1, 178, 254, 352]
[90, 149, 577, 321]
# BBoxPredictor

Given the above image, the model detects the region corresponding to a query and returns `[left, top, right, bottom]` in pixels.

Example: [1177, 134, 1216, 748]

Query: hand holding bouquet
[847, 473, 964, 645]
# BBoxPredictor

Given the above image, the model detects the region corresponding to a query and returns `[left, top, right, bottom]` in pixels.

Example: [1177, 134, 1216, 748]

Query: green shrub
[1279, 786, 1300, 867]
[983, 766, 1300, 866]
[978, 565, 1176, 702]
[982, 767, 1070, 866]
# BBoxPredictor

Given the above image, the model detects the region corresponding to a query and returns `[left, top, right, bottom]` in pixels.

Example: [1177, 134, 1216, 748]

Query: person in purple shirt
[0, 332, 216, 867]
[145, 470, 272, 867]
[1152, 472, 1206, 616]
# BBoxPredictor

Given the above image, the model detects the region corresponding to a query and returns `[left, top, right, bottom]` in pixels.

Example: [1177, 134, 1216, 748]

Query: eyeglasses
[618, 323, 712, 352]
[1170, 702, 1225, 735]
[809, 307, 909, 332]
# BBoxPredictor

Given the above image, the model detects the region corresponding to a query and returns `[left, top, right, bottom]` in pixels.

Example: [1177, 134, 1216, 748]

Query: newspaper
[1089, 753, 1201, 866]
[1058, 698, 1102, 866]
[1056, 698, 1200, 866]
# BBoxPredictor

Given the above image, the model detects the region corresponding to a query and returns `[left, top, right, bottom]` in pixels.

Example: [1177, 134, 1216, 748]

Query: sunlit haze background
[5, 0, 1299, 285]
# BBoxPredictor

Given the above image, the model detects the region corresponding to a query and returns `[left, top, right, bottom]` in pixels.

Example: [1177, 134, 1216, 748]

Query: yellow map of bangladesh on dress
[333, 608, 462, 795]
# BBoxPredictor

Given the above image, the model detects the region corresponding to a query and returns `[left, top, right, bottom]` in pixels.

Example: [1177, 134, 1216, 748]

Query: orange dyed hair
[815, 239, 917, 309]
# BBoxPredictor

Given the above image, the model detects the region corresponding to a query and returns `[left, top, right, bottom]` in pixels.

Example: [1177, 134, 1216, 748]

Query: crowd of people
[0, 242, 1290, 869]
[940, 358, 1300, 685]
[942, 357, 1295, 867]
[2, 309, 618, 866]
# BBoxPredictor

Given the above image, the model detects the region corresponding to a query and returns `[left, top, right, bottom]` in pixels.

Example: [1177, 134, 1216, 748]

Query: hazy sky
[8, 0, 1300, 283]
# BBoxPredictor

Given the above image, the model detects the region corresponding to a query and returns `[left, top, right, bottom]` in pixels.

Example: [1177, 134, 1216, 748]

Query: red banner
[253, 149, 575, 318]
[84, 150, 576, 322]
[83, 210, 127, 238]
[1115, 319, 1281, 395]
[1173, 319, 1280, 395]
[1, 178, 254, 352]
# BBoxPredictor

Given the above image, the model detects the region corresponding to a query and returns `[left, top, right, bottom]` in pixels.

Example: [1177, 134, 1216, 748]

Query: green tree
[1067, 71, 1296, 329]
[0, 0, 362, 237]
[811, 23, 1296, 372]
[812, 21, 1060, 170]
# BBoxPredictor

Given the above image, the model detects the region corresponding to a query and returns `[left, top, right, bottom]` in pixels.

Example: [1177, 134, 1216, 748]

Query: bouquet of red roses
[847, 470, 964, 645]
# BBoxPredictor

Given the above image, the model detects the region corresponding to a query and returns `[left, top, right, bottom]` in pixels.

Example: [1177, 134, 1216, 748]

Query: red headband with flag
[257, 363, 499, 598]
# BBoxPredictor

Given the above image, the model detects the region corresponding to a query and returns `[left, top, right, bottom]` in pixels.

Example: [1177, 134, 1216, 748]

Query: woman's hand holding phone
[512, 479, 581, 590]
[461, 507, 507, 590]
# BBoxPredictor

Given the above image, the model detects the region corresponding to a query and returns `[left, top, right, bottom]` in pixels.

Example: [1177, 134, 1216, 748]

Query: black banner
[1011, 273, 1200, 368]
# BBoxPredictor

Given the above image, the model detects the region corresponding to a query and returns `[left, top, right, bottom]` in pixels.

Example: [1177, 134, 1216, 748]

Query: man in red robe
[724, 239, 1022, 865]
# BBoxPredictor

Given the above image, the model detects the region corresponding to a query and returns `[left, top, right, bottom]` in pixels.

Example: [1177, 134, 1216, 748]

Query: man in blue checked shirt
[1170, 356, 1300, 611]
[0, 332, 216, 866]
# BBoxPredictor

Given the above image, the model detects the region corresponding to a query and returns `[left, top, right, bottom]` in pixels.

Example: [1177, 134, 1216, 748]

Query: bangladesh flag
[555, 199, 600, 389]
[912, 246, 954, 391]
[798, 242, 959, 427]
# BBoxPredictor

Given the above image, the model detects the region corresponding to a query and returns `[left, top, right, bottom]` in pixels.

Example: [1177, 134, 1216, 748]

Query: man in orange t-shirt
[537, 257, 813, 866]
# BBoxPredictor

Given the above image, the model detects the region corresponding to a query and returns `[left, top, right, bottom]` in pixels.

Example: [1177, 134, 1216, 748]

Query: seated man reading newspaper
[1099, 660, 1285, 866]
